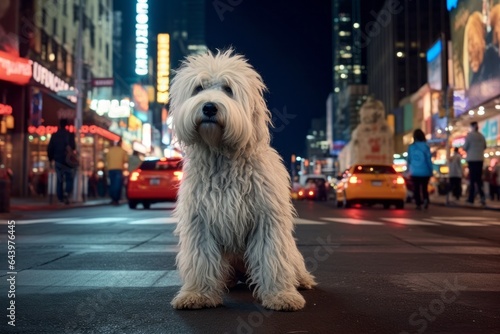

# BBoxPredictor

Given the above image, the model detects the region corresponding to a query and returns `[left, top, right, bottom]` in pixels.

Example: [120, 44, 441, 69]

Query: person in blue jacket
[407, 129, 434, 210]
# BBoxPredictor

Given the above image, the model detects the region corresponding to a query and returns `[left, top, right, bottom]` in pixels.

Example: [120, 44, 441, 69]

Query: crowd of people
[45, 119, 143, 205]
[405, 121, 499, 209]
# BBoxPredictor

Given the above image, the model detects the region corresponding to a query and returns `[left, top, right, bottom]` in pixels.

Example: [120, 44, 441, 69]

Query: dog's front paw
[297, 272, 317, 290]
[171, 291, 222, 309]
[261, 290, 305, 311]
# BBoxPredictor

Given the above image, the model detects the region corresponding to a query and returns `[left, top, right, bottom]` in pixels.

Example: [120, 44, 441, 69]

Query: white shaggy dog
[169, 49, 316, 311]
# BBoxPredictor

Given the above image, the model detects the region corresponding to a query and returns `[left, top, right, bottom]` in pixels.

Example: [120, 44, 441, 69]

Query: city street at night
[1, 201, 499, 334]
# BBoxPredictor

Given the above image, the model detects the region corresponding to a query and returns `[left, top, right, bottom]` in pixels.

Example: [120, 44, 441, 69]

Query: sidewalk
[429, 193, 500, 211]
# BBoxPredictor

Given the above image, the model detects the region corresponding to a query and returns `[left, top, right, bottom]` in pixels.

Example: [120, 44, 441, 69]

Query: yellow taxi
[335, 164, 406, 209]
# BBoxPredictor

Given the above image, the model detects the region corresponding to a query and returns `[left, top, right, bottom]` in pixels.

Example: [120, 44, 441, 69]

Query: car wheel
[143, 202, 151, 209]
[128, 201, 137, 209]
[335, 198, 343, 208]
[396, 200, 405, 209]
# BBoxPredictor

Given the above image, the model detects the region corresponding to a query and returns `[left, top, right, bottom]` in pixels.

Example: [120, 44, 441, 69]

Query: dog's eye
[193, 85, 203, 95]
[223, 85, 233, 96]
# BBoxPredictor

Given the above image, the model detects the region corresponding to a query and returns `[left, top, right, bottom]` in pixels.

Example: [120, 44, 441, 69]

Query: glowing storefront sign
[0, 103, 13, 115]
[157, 33, 170, 103]
[32, 61, 76, 103]
[90, 99, 132, 118]
[28, 125, 120, 142]
[135, 0, 149, 76]
[0, 50, 32, 85]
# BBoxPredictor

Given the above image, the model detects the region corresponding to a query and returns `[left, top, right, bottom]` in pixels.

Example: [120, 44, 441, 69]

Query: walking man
[463, 121, 487, 206]
[47, 118, 76, 204]
[106, 138, 128, 205]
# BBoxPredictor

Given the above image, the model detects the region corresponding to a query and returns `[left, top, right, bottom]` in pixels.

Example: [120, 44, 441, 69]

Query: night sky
[116, 0, 386, 163]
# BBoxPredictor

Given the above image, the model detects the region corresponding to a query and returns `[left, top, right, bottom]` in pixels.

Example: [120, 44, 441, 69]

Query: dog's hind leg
[245, 217, 309, 311]
[171, 221, 229, 309]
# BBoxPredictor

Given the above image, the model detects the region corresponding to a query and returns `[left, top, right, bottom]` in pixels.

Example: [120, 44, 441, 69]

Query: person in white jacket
[463, 121, 487, 205]
[448, 147, 463, 201]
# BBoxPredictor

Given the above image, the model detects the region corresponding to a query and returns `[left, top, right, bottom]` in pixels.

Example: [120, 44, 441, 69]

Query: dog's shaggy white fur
[169, 50, 316, 311]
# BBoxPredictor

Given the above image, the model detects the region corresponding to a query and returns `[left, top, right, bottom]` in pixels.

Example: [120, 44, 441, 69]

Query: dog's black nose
[202, 103, 218, 117]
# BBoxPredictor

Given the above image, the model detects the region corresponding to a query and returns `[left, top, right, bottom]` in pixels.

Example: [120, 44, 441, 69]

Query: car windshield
[139, 159, 182, 171]
[352, 165, 396, 174]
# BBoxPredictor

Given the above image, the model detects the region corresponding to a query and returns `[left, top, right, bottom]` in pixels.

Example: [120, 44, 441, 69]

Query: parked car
[126, 157, 183, 209]
[294, 174, 329, 201]
[335, 164, 406, 209]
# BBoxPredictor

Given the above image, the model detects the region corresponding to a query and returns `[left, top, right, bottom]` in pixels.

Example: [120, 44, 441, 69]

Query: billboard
[427, 39, 444, 91]
[449, 0, 500, 111]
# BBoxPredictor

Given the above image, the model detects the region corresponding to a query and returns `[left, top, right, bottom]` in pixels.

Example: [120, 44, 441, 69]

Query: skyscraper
[162, 0, 207, 69]
[330, 0, 371, 150]
[367, 0, 450, 113]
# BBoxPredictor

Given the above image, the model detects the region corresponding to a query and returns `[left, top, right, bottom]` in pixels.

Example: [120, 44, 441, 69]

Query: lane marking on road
[56, 217, 129, 224]
[16, 270, 182, 288]
[321, 218, 383, 225]
[382, 218, 436, 226]
[11, 218, 78, 225]
[128, 217, 178, 224]
[426, 219, 489, 226]
[295, 218, 327, 225]
[430, 216, 495, 221]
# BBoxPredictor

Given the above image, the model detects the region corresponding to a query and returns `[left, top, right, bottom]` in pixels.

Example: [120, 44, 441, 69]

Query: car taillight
[349, 176, 361, 184]
[298, 190, 304, 196]
[130, 171, 140, 182]
[393, 176, 405, 185]
[308, 190, 314, 196]
[174, 171, 183, 180]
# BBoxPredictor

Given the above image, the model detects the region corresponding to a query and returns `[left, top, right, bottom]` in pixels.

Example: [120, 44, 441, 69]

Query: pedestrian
[47, 118, 77, 205]
[407, 129, 433, 210]
[463, 121, 487, 206]
[106, 138, 128, 205]
[448, 147, 463, 202]
[491, 161, 500, 201]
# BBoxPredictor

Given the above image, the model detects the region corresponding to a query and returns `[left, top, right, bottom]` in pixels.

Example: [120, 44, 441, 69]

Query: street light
[73, 0, 84, 202]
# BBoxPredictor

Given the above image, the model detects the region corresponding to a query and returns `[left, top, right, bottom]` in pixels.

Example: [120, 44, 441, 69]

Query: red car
[126, 157, 183, 209]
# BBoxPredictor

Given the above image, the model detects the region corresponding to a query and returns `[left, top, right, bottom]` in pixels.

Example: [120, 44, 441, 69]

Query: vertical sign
[135, 0, 148, 76]
[157, 33, 170, 103]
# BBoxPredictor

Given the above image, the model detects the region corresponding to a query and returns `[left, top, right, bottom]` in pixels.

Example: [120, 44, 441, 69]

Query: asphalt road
[1, 200, 499, 334]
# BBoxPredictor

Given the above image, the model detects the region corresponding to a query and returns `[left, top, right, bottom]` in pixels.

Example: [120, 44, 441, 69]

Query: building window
[61, 48, 67, 75]
[105, 43, 109, 60]
[52, 18, 57, 36]
[41, 31, 49, 60]
[42, 9, 47, 26]
[62, 27, 66, 45]
[90, 27, 95, 48]
[63, 1, 67, 15]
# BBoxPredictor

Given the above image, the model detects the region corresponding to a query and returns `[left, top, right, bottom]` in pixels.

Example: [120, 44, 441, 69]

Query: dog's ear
[252, 96, 272, 146]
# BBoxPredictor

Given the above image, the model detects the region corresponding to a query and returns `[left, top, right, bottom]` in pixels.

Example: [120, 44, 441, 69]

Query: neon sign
[0, 50, 32, 85]
[157, 33, 170, 103]
[135, 0, 149, 76]
[28, 125, 121, 142]
[32, 61, 76, 103]
[0, 103, 13, 115]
